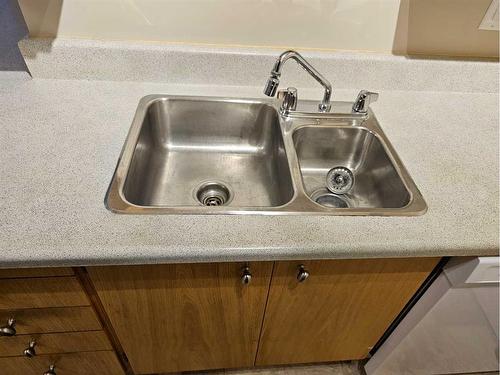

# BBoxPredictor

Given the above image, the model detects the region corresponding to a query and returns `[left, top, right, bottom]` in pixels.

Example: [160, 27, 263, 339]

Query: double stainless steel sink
[106, 96, 426, 215]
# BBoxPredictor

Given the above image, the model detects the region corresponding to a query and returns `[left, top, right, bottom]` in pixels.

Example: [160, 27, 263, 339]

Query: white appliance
[365, 256, 499, 375]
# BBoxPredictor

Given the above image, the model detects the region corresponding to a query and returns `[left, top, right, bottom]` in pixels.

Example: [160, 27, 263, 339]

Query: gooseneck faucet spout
[264, 50, 332, 113]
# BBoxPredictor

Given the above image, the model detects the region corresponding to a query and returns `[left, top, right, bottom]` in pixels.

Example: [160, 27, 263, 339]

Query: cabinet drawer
[0, 331, 112, 357]
[0, 307, 102, 334]
[0, 351, 124, 375]
[0, 277, 89, 309]
[0, 268, 74, 279]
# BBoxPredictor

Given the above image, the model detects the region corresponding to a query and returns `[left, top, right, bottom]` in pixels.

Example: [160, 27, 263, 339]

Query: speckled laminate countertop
[0, 71, 498, 267]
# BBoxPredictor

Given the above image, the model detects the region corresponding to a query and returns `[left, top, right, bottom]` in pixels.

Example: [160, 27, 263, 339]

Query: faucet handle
[352, 90, 379, 114]
[277, 87, 298, 114]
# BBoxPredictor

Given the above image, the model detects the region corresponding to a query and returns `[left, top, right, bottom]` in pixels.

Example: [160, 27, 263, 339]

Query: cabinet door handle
[0, 317, 16, 336]
[23, 340, 37, 357]
[43, 365, 56, 375]
[241, 266, 252, 285]
[297, 265, 309, 282]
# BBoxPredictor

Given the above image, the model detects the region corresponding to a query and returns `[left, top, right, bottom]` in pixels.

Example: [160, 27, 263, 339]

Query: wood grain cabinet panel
[0, 331, 112, 357]
[0, 351, 123, 375]
[88, 262, 273, 374]
[0, 277, 89, 309]
[255, 258, 440, 366]
[0, 268, 74, 279]
[0, 307, 102, 334]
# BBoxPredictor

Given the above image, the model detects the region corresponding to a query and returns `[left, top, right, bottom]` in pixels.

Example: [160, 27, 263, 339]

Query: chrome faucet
[264, 50, 332, 113]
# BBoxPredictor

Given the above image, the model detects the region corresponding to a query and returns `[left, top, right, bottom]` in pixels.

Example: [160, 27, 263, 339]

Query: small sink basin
[106, 95, 426, 215]
[292, 126, 410, 209]
[119, 97, 294, 208]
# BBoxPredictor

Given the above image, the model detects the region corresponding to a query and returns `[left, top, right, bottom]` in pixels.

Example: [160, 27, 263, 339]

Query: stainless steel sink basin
[293, 126, 410, 209]
[106, 95, 426, 215]
[122, 99, 293, 208]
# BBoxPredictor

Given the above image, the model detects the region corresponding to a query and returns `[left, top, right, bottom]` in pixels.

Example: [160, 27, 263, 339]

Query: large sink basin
[122, 99, 293, 207]
[106, 95, 426, 215]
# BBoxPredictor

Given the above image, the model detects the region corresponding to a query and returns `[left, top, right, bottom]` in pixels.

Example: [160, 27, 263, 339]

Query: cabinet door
[256, 258, 440, 366]
[88, 262, 272, 374]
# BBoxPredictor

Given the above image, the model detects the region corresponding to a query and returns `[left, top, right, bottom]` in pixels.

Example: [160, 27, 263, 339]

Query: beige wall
[394, 0, 499, 58]
[18, 0, 499, 58]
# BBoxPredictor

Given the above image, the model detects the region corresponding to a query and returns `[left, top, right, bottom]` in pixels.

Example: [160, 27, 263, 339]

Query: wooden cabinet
[255, 258, 440, 366]
[1, 258, 437, 373]
[88, 258, 439, 373]
[88, 262, 273, 374]
[0, 270, 124, 375]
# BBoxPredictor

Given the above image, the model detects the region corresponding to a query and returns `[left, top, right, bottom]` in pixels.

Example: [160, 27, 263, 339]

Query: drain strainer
[195, 181, 232, 206]
[326, 166, 354, 195]
[311, 188, 350, 208]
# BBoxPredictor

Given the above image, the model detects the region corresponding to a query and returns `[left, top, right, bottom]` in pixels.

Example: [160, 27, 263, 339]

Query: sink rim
[105, 94, 427, 216]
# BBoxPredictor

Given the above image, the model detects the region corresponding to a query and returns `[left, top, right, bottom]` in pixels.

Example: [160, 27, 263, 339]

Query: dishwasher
[365, 256, 499, 375]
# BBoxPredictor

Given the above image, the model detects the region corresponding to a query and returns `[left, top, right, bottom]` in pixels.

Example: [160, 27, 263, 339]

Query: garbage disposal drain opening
[311, 188, 350, 208]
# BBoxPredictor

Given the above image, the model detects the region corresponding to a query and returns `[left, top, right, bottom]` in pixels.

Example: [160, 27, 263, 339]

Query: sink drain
[326, 166, 354, 195]
[311, 188, 350, 208]
[195, 181, 232, 206]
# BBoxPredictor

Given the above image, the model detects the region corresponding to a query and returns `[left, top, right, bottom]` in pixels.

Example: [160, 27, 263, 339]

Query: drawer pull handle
[297, 265, 310, 282]
[0, 317, 16, 336]
[241, 266, 252, 285]
[23, 340, 37, 357]
[43, 365, 56, 375]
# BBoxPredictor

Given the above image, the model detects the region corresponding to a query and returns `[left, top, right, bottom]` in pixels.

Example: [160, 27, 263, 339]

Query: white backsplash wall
[17, 0, 499, 58]
[17, 0, 401, 52]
